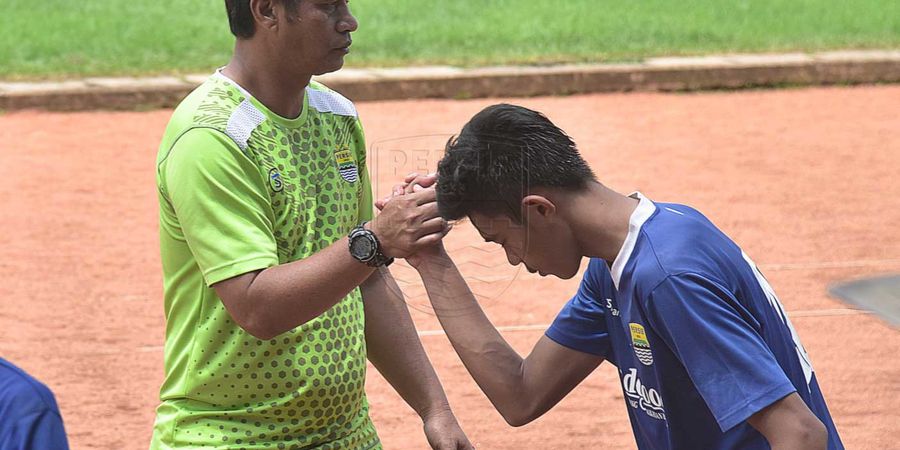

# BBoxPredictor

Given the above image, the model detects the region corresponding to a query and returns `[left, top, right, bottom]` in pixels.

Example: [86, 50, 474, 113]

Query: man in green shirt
[151, 1, 471, 448]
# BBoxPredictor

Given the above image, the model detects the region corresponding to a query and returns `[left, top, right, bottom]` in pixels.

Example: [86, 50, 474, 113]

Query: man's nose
[337, 6, 358, 33]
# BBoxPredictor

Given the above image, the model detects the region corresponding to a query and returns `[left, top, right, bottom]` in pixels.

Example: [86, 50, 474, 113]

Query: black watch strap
[349, 222, 394, 267]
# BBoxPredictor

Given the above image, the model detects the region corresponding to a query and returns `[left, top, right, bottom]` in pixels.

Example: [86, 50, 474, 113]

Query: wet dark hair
[436, 104, 597, 222]
[225, 0, 299, 38]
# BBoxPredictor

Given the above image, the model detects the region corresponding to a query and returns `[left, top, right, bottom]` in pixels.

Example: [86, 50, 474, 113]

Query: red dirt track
[1, 86, 899, 449]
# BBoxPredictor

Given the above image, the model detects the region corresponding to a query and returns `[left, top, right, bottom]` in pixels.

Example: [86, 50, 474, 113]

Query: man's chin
[312, 59, 346, 76]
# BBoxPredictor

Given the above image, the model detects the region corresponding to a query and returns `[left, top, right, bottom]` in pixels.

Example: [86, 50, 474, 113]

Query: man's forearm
[217, 236, 375, 339]
[361, 268, 452, 419]
[414, 251, 531, 420]
[216, 186, 446, 340]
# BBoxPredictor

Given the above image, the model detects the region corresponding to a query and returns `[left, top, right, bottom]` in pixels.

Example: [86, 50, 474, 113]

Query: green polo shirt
[151, 73, 379, 450]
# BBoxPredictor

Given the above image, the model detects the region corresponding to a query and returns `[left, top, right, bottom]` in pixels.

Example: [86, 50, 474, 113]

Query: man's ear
[250, 0, 279, 30]
[521, 195, 556, 220]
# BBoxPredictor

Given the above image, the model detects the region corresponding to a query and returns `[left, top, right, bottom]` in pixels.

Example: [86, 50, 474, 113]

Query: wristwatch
[348, 222, 394, 267]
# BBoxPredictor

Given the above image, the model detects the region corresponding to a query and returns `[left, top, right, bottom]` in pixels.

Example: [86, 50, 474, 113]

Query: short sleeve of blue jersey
[0, 359, 70, 450]
[645, 273, 797, 432]
[545, 259, 612, 359]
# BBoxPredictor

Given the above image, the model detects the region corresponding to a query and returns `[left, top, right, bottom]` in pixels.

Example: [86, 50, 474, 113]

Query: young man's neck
[563, 182, 639, 262]
[222, 41, 312, 119]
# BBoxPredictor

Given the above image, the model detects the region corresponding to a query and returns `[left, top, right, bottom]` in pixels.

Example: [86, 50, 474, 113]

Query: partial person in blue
[0, 358, 70, 450]
[386, 104, 843, 449]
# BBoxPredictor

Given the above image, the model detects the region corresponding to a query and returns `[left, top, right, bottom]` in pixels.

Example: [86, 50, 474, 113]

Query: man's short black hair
[225, 0, 299, 38]
[436, 104, 597, 222]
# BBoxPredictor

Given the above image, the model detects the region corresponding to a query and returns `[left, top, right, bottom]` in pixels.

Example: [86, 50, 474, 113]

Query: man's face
[470, 208, 582, 280]
[278, 0, 358, 75]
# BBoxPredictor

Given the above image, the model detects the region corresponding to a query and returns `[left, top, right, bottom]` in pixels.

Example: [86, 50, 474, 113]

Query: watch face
[350, 234, 375, 261]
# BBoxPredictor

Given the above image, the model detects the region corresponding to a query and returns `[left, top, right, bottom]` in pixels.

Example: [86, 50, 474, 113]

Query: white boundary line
[415, 308, 871, 337]
[130, 308, 871, 350]
[417, 324, 549, 337]
[789, 308, 873, 317]
[127, 258, 899, 353]
[759, 258, 900, 271]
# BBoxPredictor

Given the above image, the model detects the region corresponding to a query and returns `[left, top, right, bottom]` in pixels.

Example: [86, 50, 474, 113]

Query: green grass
[2, 0, 898, 80]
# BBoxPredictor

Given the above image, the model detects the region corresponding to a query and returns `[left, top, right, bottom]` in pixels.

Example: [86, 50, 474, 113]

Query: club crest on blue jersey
[630, 323, 654, 366]
[334, 148, 358, 183]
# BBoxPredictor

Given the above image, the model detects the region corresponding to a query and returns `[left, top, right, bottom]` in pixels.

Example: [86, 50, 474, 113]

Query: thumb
[375, 195, 391, 211]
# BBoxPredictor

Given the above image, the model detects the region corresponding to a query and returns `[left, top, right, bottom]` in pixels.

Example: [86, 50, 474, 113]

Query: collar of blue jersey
[609, 192, 657, 290]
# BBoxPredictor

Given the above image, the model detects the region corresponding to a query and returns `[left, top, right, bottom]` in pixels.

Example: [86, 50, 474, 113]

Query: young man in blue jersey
[0, 358, 70, 450]
[393, 104, 843, 449]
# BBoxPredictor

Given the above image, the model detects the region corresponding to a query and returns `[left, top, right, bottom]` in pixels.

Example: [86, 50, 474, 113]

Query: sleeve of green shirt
[353, 117, 374, 223]
[161, 127, 279, 286]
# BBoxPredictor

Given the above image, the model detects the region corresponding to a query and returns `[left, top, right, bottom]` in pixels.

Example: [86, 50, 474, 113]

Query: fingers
[414, 231, 446, 248]
[417, 201, 440, 221]
[409, 185, 438, 205]
[420, 220, 451, 241]
[372, 173, 444, 257]
[404, 173, 438, 194]
[380, 192, 438, 219]
[416, 216, 448, 238]
[375, 180, 415, 211]
[441, 437, 474, 450]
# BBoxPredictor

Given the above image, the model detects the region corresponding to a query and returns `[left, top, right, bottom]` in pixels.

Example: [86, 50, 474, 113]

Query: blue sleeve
[3, 410, 70, 450]
[645, 273, 796, 432]
[0, 361, 69, 450]
[545, 259, 612, 359]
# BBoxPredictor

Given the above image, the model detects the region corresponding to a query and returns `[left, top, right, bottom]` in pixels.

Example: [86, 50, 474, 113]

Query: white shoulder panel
[306, 87, 358, 118]
[225, 99, 267, 151]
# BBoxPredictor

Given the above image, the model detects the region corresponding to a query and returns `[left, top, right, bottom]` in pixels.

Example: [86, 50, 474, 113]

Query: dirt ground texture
[1, 85, 898, 449]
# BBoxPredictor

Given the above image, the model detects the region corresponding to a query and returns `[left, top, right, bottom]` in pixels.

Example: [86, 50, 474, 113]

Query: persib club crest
[334, 148, 358, 183]
[630, 323, 654, 366]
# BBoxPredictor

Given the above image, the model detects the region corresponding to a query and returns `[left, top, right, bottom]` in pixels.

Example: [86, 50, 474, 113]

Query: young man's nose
[505, 248, 521, 266]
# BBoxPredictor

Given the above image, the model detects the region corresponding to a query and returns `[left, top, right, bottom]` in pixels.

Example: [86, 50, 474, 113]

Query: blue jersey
[546, 193, 842, 449]
[0, 358, 70, 450]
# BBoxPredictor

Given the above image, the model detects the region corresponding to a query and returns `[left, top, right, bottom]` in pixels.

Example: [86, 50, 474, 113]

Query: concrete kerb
[0, 50, 898, 111]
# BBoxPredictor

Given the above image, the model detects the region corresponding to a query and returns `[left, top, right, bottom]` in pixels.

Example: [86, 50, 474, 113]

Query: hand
[375, 172, 438, 211]
[402, 173, 451, 268]
[370, 174, 448, 259]
[375, 173, 452, 267]
[423, 408, 475, 450]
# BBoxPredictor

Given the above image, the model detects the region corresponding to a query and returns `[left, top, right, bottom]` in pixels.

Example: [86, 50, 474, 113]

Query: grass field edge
[1, 50, 898, 112]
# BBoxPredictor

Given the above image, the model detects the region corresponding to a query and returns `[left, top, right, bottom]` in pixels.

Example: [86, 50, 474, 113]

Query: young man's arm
[360, 268, 473, 450]
[413, 249, 603, 426]
[748, 393, 828, 449]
